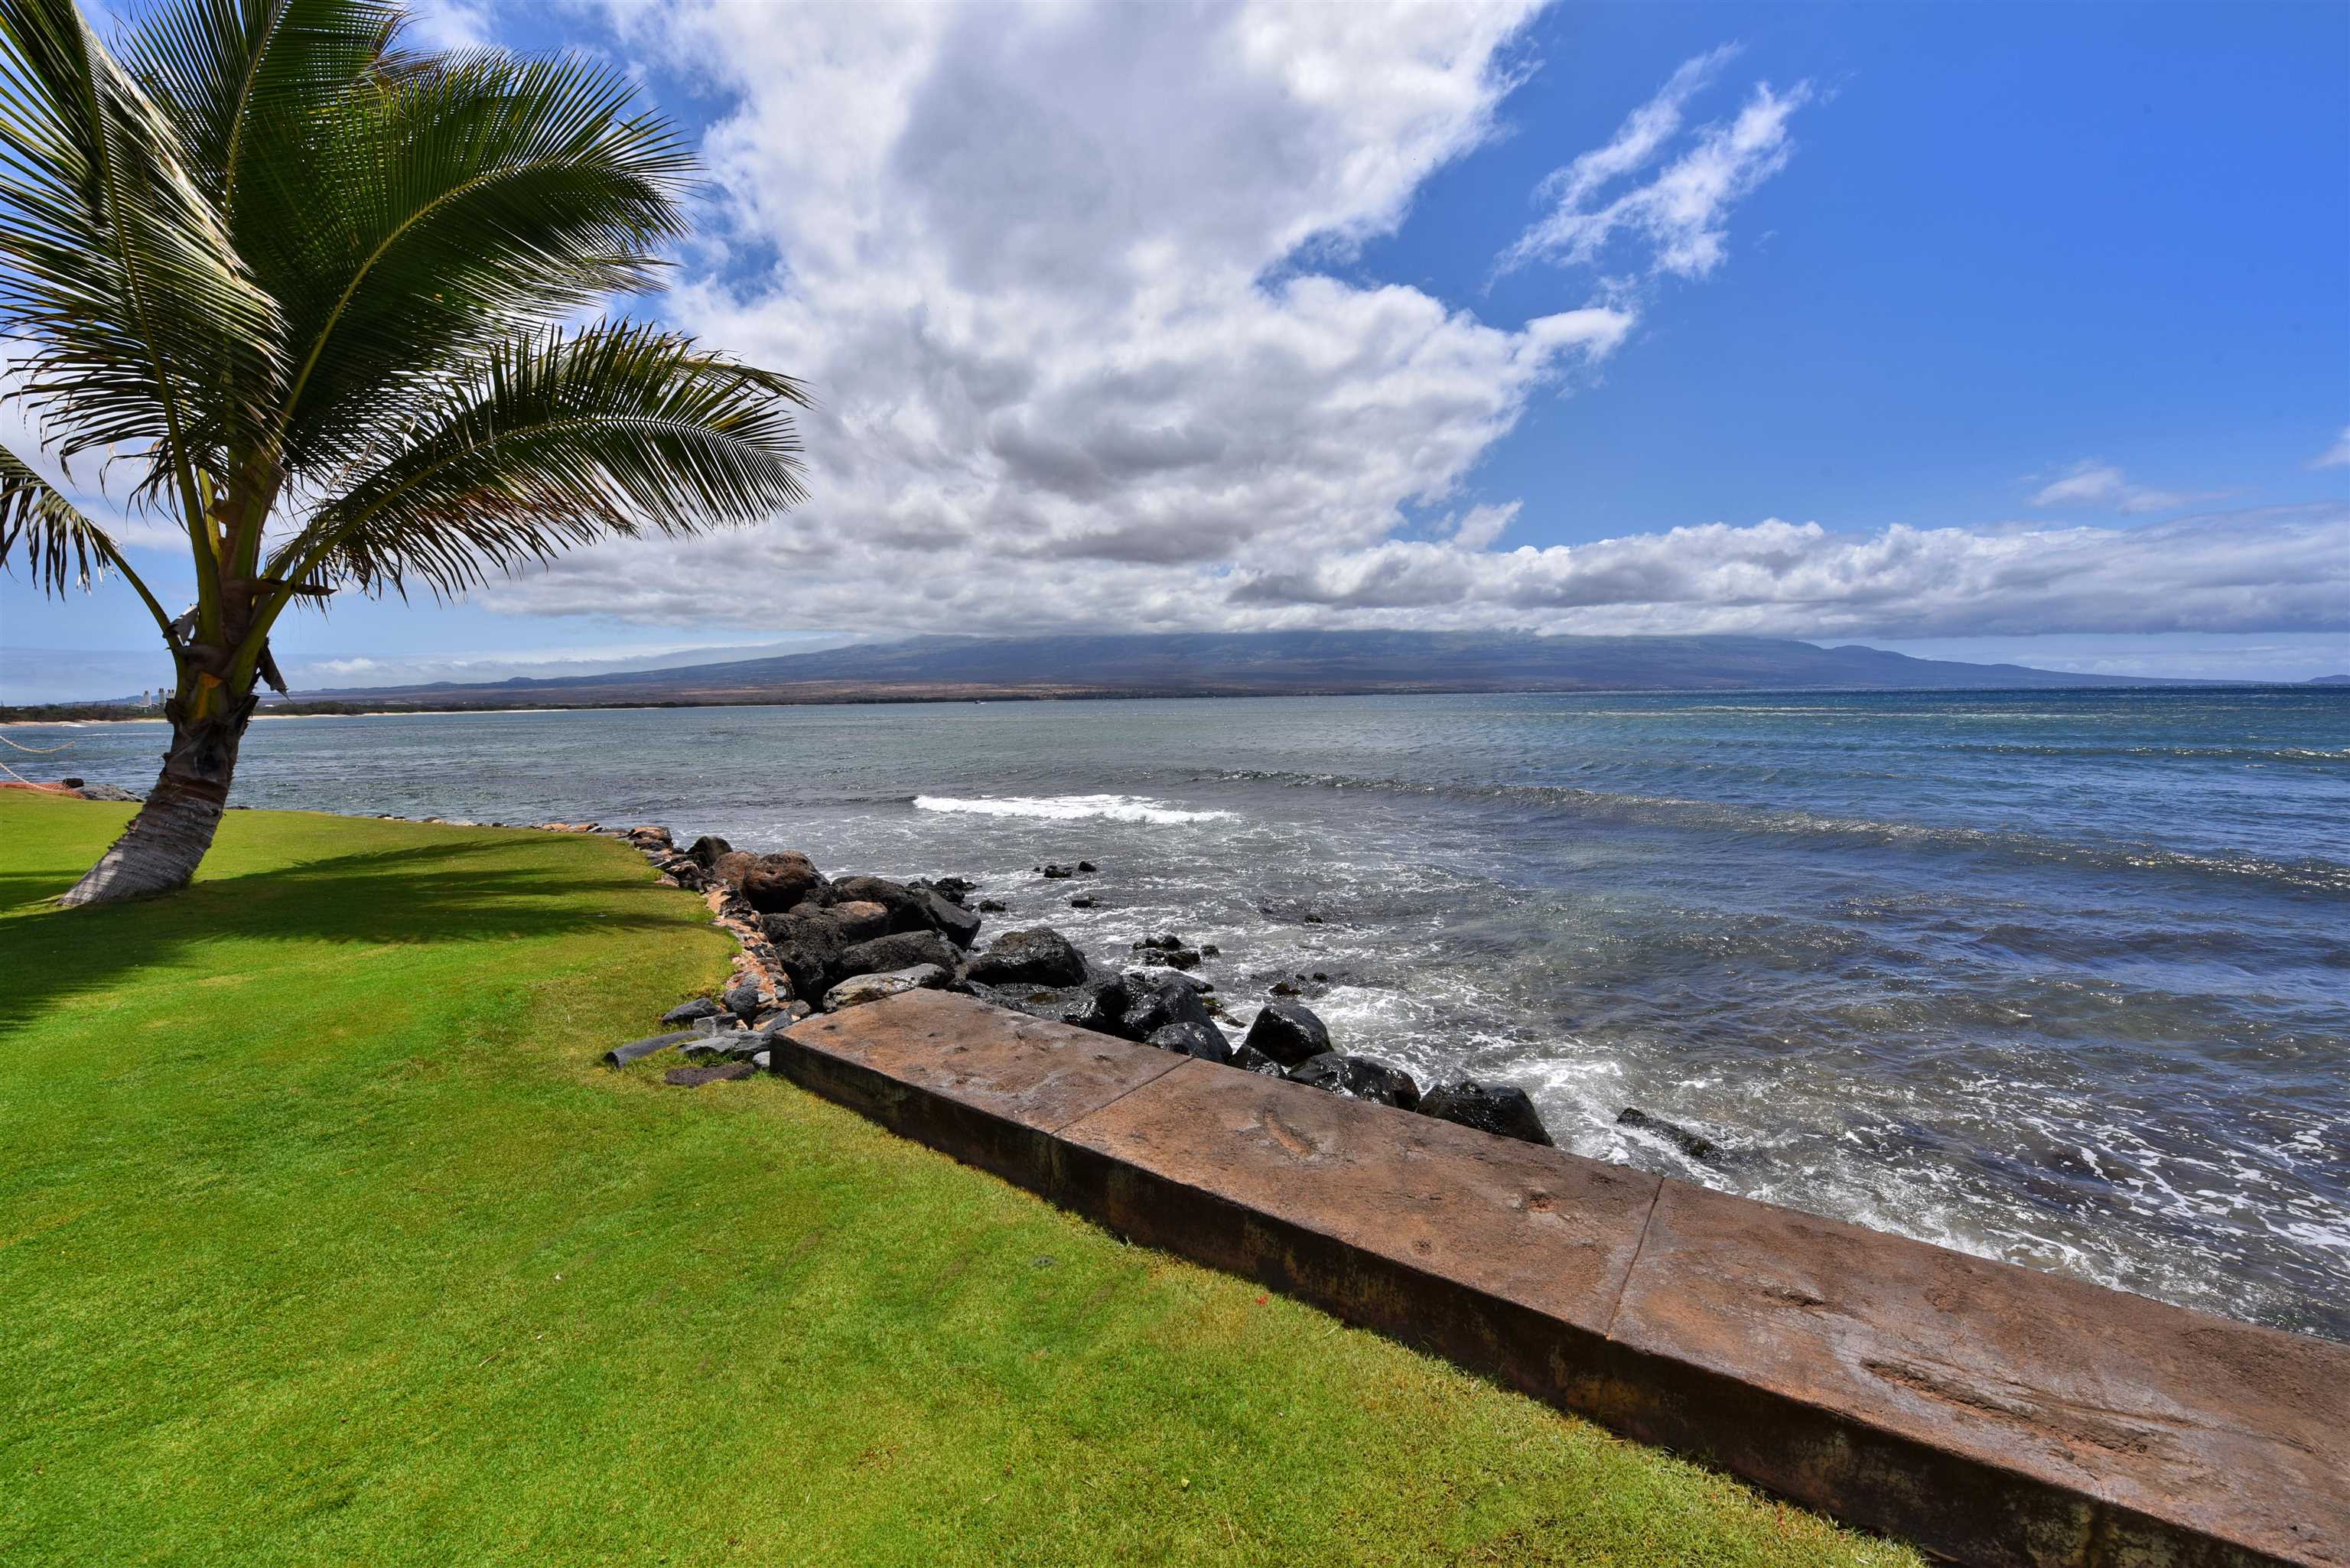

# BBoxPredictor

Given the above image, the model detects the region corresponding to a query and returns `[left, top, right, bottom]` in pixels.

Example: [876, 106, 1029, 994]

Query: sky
[5, 0, 2348, 700]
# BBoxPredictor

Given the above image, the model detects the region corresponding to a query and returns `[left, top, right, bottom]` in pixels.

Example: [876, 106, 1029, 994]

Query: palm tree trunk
[59, 695, 255, 907]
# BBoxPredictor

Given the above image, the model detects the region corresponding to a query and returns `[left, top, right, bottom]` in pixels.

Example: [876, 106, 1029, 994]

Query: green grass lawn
[0, 795, 1917, 1567]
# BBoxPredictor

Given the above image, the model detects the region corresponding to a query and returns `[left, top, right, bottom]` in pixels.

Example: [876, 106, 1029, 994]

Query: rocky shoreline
[577, 822, 1561, 1148]
[20, 782, 1702, 1155]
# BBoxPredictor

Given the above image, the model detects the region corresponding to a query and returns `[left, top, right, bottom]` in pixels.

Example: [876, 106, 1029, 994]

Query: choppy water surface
[20, 688, 2348, 1338]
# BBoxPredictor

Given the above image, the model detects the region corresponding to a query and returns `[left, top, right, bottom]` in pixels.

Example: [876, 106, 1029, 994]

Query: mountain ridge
[286, 630, 2218, 708]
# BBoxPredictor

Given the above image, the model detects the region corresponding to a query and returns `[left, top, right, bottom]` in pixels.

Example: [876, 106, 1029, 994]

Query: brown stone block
[770, 989, 1182, 1192]
[1054, 1056, 1660, 1410]
[1609, 1179, 2348, 1567]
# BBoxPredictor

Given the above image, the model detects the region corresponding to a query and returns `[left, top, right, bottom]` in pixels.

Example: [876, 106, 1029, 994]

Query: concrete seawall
[766, 989, 2346, 1567]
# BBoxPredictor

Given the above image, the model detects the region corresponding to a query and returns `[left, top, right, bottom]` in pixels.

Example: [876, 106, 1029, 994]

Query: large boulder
[1240, 1000, 1330, 1068]
[1421, 1081, 1554, 1147]
[825, 964, 949, 1011]
[831, 875, 926, 929]
[921, 891, 983, 948]
[1146, 1020, 1231, 1062]
[968, 974, 1129, 1036]
[825, 899, 893, 943]
[661, 997, 723, 1027]
[684, 834, 732, 869]
[1119, 969, 1216, 1039]
[759, 909, 848, 997]
[835, 929, 960, 981]
[742, 851, 828, 912]
[965, 927, 1088, 987]
[1229, 1043, 1284, 1075]
[1287, 1052, 1421, 1110]
[708, 849, 757, 891]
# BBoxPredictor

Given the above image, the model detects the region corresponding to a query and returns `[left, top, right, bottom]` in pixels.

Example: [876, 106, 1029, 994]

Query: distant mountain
[2310, 674, 2350, 685]
[287, 630, 2211, 709]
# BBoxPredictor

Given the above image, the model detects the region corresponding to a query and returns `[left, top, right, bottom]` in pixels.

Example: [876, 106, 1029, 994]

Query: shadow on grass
[0, 835, 701, 1029]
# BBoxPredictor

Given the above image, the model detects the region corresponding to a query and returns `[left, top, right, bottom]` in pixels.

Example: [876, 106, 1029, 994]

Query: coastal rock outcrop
[1145, 1019, 1232, 1062]
[742, 851, 828, 912]
[1119, 969, 1216, 1039]
[837, 930, 960, 981]
[1287, 1052, 1421, 1110]
[759, 909, 849, 997]
[1617, 1106, 1717, 1161]
[1422, 1082, 1553, 1147]
[965, 927, 1088, 987]
[968, 974, 1129, 1035]
[606, 826, 1593, 1158]
[824, 899, 893, 942]
[1229, 1043, 1284, 1075]
[920, 890, 983, 948]
[1240, 1000, 1330, 1068]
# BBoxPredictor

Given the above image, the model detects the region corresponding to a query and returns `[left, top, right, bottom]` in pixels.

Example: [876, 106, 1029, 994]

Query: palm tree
[0, 0, 807, 906]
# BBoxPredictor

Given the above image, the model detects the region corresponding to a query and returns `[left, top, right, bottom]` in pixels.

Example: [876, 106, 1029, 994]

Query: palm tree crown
[0, 0, 809, 903]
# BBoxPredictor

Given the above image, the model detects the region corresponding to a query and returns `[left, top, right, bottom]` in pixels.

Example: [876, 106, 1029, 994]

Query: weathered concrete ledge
[768, 990, 2346, 1568]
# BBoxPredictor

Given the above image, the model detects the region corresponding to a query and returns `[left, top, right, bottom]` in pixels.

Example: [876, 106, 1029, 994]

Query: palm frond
[272, 321, 808, 600]
[119, 0, 401, 216]
[0, 439, 103, 589]
[0, 441, 174, 636]
[257, 49, 696, 481]
[0, 0, 283, 500]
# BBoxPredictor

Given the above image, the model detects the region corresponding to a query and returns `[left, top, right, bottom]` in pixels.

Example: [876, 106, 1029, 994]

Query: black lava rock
[1616, 1107, 1717, 1161]
[1119, 969, 1217, 1039]
[740, 851, 828, 913]
[920, 890, 983, 948]
[684, 834, 732, 869]
[968, 974, 1129, 1036]
[1240, 1000, 1330, 1068]
[1421, 1081, 1554, 1147]
[660, 997, 723, 1027]
[835, 929, 961, 981]
[758, 909, 848, 997]
[1229, 1043, 1284, 1076]
[1287, 1052, 1421, 1110]
[1145, 1020, 1232, 1062]
[721, 979, 766, 1020]
[964, 927, 1089, 987]
[830, 876, 927, 932]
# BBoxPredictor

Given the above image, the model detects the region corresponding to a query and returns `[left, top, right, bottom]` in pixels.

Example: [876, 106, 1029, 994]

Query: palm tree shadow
[0, 835, 703, 1030]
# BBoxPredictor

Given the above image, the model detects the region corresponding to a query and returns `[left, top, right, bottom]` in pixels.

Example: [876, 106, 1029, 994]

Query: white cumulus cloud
[2312, 425, 2350, 470]
[435, 1, 2338, 650]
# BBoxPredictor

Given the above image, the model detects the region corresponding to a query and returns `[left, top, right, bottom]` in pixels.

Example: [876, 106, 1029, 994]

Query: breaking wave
[913, 792, 1232, 825]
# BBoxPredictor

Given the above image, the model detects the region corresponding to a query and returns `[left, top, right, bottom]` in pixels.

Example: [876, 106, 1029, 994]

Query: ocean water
[15, 688, 2348, 1339]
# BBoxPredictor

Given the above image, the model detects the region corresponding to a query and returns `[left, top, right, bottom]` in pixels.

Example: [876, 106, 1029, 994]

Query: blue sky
[5, 0, 2345, 699]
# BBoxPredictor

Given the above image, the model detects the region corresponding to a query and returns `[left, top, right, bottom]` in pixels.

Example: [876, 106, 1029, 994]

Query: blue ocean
[17, 686, 2348, 1339]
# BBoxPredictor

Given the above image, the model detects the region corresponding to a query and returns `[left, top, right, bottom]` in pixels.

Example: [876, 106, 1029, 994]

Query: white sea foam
[913, 792, 1232, 825]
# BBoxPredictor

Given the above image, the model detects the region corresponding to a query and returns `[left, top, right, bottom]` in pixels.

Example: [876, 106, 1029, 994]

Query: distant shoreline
[10, 677, 2336, 727]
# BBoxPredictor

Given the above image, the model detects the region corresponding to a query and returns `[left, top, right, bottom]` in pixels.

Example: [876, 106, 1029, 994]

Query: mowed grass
[0, 795, 1917, 1567]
